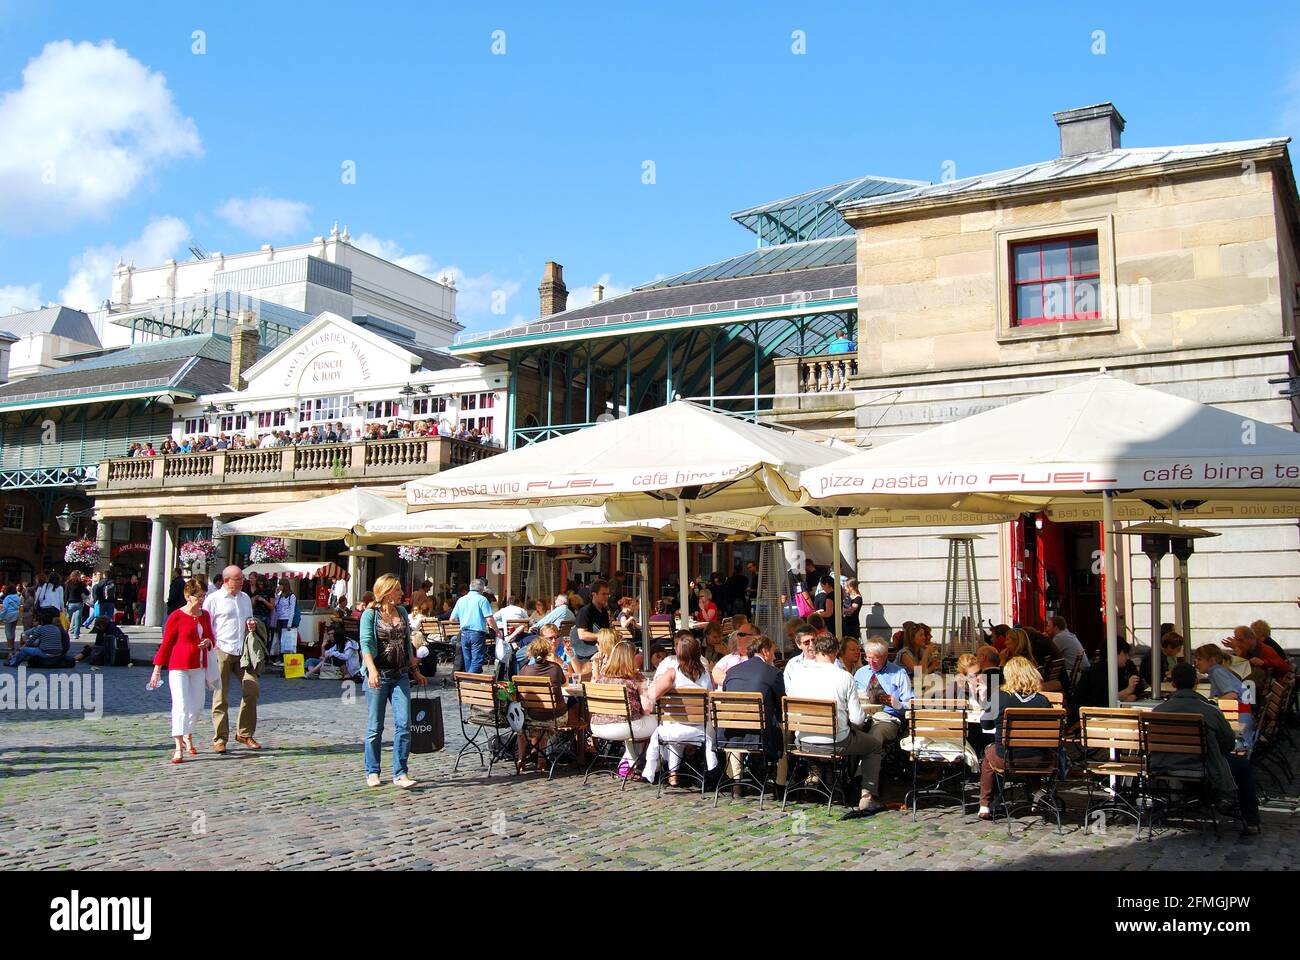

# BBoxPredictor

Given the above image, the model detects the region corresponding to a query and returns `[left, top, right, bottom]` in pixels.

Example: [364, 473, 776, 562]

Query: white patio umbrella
[797, 374, 1300, 704]
[405, 401, 845, 630]
[218, 487, 407, 603]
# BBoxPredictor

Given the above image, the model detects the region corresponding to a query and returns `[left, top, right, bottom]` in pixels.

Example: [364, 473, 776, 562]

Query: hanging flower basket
[64, 538, 100, 566]
[180, 538, 219, 565]
[249, 537, 288, 564]
[398, 545, 440, 564]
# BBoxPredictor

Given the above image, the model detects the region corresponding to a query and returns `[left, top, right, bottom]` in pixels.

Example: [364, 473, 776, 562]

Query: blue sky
[2, 1, 1300, 336]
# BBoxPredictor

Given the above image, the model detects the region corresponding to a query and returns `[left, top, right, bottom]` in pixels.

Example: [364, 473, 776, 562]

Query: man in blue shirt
[451, 578, 495, 674]
[846, 637, 914, 817]
[533, 594, 571, 630]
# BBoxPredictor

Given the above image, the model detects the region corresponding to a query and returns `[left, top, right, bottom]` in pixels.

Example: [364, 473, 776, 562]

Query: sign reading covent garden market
[280, 330, 374, 391]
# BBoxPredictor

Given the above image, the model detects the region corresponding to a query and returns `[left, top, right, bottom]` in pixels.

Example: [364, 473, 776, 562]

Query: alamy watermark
[0, 665, 103, 719]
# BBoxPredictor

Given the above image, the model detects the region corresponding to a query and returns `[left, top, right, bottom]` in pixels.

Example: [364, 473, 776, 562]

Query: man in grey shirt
[1045, 614, 1090, 685]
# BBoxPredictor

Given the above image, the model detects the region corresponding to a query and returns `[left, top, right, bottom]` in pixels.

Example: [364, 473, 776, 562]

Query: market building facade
[451, 102, 1300, 651]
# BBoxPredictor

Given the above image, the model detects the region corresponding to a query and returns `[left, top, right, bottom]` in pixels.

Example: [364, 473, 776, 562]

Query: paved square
[2, 666, 1295, 870]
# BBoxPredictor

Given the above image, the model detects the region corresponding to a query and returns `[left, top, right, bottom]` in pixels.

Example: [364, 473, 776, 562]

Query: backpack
[107, 629, 131, 667]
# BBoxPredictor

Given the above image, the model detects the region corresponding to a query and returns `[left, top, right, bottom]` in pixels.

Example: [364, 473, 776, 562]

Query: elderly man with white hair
[203, 564, 262, 753]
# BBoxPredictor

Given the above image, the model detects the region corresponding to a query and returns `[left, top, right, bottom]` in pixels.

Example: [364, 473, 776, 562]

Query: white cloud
[217, 196, 312, 238]
[0, 283, 43, 315]
[0, 40, 201, 225]
[353, 233, 524, 332]
[59, 216, 190, 310]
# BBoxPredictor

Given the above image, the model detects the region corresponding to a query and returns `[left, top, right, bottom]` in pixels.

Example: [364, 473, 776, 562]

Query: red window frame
[1010, 233, 1100, 326]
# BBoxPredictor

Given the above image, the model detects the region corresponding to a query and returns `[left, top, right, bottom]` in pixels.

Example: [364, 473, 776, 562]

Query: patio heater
[752, 536, 792, 656]
[939, 534, 984, 660]
[1117, 520, 1219, 695]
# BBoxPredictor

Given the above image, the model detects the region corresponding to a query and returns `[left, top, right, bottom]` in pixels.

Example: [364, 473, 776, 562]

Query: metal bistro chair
[902, 704, 972, 818]
[1140, 711, 1218, 837]
[653, 688, 712, 797]
[781, 697, 850, 813]
[582, 681, 651, 790]
[710, 691, 773, 809]
[992, 708, 1067, 835]
[513, 675, 586, 780]
[1251, 677, 1294, 794]
[452, 671, 504, 775]
[1078, 707, 1145, 836]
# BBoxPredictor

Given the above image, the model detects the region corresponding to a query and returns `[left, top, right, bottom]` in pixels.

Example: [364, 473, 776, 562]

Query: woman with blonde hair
[360, 573, 427, 789]
[977, 656, 1051, 820]
[998, 627, 1035, 668]
[589, 626, 620, 679]
[588, 640, 657, 779]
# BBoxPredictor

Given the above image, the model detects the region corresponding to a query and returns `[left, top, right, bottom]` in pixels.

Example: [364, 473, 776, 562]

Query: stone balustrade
[97, 437, 499, 492]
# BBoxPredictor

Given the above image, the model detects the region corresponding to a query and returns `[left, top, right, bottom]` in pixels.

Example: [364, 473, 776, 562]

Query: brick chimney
[1053, 102, 1124, 158]
[229, 310, 259, 391]
[539, 261, 568, 317]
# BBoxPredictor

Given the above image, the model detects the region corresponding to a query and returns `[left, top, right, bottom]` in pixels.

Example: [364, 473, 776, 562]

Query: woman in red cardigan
[150, 578, 215, 764]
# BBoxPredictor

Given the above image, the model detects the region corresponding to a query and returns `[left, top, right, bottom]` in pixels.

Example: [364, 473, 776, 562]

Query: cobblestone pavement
[2, 665, 1297, 870]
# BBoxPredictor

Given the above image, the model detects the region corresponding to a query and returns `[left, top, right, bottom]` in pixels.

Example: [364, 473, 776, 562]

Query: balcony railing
[97, 436, 499, 492]
[768, 353, 858, 417]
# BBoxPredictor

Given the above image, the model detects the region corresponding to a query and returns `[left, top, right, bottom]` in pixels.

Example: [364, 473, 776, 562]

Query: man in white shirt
[203, 564, 261, 753]
[785, 633, 888, 819]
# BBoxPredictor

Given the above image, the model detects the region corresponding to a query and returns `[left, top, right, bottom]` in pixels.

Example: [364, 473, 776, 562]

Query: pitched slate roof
[0, 306, 100, 346]
[0, 334, 232, 409]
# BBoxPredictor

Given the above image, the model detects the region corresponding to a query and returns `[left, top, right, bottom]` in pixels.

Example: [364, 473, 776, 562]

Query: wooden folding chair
[903, 705, 971, 817]
[710, 691, 773, 809]
[582, 681, 650, 789]
[513, 675, 584, 779]
[452, 671, 501, 775]
[1140, 711, 1218, 837]
[993, 707, 1066, 834]
[653, 689, 711, 797]
[781, 697, 848, 812]
[1078, 707, 1144, 834]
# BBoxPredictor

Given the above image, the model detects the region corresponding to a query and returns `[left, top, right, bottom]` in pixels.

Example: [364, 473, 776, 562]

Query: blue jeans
[67, 603, 84, 641]
[8, 644, 54, 667]
[460, 629, 488, 675]
[364, 674, 411, 779]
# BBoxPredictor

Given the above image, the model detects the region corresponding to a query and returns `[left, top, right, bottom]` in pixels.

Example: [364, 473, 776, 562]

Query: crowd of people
[3, 569, 140, 665]
[122, 418, 497, 458]
[7, 557, 1291, 836]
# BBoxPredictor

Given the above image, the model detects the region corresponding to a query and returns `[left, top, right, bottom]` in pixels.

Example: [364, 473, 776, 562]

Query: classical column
[145, 515, 167, 628]
[95, 519, 112, 572]
[210, 514, 232, 571]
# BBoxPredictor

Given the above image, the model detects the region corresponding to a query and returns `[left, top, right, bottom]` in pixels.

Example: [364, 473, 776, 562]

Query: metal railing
[96, 436, 498, 491]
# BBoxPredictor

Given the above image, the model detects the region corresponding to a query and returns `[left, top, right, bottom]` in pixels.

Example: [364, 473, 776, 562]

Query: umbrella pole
[832, 512, 843, 641]
[676, 497, 690, 632]
[345, 535, 360, 607]
[1103, 492, 1119, 708]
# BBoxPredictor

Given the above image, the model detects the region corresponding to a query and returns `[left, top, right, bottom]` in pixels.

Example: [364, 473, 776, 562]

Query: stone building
[831, 103, 1300, 650]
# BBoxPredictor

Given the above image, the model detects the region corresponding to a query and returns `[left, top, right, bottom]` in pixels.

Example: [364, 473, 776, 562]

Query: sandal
[170, 750, 184, 764]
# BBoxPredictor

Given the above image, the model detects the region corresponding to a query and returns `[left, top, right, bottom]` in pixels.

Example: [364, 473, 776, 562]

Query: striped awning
[242, 562, 348, 581]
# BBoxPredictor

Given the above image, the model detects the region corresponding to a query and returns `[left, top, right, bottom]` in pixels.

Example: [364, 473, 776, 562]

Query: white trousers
[642, 722, 717, 779]
[168, 668, 207, 737]
[591, 715, 658, 762]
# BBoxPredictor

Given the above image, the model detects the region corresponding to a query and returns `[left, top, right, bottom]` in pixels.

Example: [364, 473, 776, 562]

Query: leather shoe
[212, 742, 227, 754]
[235, 735, 262, 750]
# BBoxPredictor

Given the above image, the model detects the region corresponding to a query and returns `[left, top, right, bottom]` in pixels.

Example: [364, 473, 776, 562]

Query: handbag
[794, 590, 814, 618]
[278, 626, 299, 655]
[204, 648, 221, 690]
[409, 689, 445, 753]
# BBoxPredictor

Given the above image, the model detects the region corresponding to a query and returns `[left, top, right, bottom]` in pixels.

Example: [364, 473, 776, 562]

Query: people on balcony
[133, 416, 500, 458]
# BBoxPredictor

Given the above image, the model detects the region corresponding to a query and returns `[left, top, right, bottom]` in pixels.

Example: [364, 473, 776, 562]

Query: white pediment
[239, 312, 421, 399]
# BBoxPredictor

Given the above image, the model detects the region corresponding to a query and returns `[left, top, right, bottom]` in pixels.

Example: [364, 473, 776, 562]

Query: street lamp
[55, 503, 94, 535]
